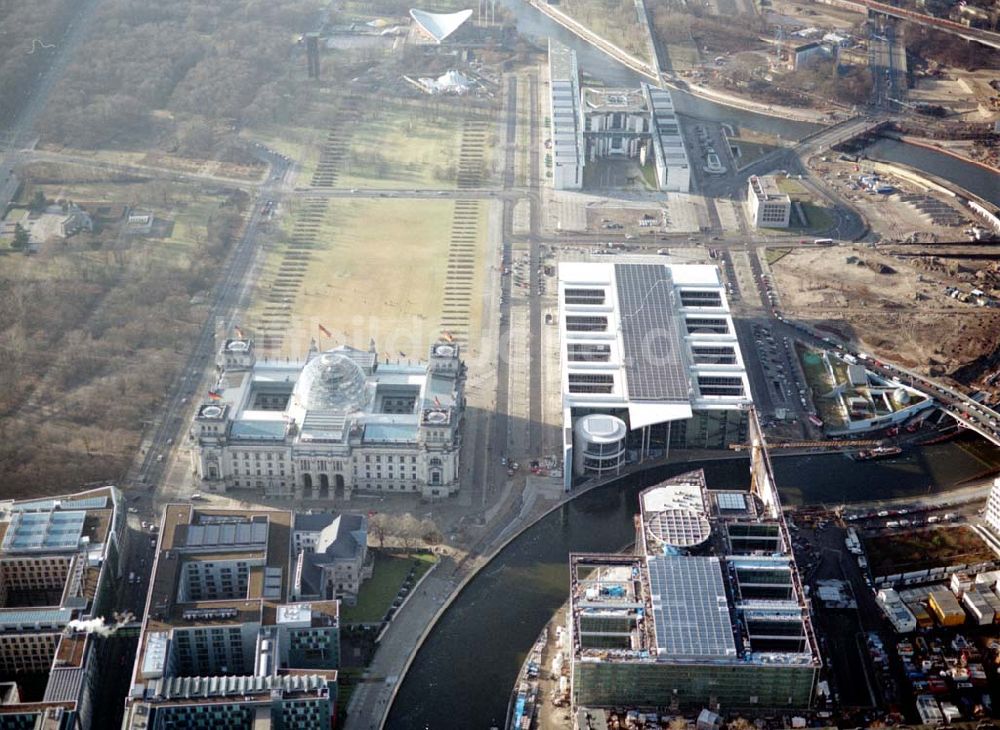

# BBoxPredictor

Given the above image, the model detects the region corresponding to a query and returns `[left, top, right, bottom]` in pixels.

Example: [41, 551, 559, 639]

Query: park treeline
[33, 0, 321, 151]
[0, 188, 247, 497]
[0, 0, 77, 125]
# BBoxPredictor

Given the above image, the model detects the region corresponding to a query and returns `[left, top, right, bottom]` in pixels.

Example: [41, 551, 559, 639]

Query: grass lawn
[665, 42, 700, 73]
[336, 668, 365, 724]
[777, 177, 809, 196]
[252, 96, 490, 191]
[248, 196, 490, 356]
[340, 551, 437, 624]
[764, 247, 792, 266]
[864, 526, 995, 576]
[296, 198, 452, 351]
[337, 103, 472, 190]
[772, 176, 836, 232]
[794, 201, 834, 232]
[558, 0, 652, 63]
[796, 345, 846, 427]
[729, 139, 779, 169]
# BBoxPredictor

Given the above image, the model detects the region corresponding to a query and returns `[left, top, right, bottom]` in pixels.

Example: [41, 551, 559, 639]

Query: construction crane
[774, 24, 786, 64]
[729, 438, 882, 451]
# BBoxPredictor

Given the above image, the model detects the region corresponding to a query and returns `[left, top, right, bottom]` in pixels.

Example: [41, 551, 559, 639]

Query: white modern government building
[559, 261, 752, 489]
[549, 39, 585, 191]
[746, 175, 792, 228]
[191, 336, 465, 501]
[548, 40, 691, 193]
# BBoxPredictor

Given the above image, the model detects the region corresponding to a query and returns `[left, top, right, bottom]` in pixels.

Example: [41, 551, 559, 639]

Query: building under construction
[568, 411, 821, 712]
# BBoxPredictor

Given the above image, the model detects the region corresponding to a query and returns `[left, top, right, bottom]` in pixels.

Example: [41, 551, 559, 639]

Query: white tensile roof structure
[409, 8, 473, 43]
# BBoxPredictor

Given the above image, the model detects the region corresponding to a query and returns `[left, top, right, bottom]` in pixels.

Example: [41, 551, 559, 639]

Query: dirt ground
[908, 69, 1000, 125]
[765, 0, 862, 31]
[807, 156, 976, 242]
[768, 244, 1000, 380]
[864, 526, 996, 576]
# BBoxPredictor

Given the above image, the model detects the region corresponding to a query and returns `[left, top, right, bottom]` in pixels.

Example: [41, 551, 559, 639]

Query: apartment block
[123, 505, 346, 729]
[0, 487, 126, 730]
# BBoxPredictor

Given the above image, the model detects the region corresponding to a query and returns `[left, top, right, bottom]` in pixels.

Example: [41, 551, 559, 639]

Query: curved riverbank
[522, 0, 835, 124]
[862, 137, 1000, 207]
[665, 77, 845, 125]
[888, 133, 1000, 178]
[387, 435, 1000, 728]
[856, 149, 1000, 235]
[374, 459, 681, 728]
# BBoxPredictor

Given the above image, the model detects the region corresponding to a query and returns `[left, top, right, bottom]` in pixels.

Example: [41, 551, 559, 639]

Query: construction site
[767, 241, 1000, 387]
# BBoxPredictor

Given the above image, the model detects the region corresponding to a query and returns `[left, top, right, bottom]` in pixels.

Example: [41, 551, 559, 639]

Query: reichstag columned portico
[190, 334, 465, 501]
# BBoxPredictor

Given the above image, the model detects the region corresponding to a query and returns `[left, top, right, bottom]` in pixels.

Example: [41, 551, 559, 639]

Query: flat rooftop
[749, 175, 790, 203]
[582, 87, 647, 113]
[559, 261, 751, 433]
[570, 463, 820, 668]
[549, 38, 578, 83]
[640, 473, 712, 551]
[142, 506, 293, 654]
[647, 555, 737, 659]
[615, 263, 688, 403]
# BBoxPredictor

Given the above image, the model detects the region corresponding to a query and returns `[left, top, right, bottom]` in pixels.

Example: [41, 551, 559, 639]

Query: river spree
[387, 436, 1000, 729]
[499, 0, 997, 200]
[496, 0, 819, 141]
[863, 137, 1000, 206]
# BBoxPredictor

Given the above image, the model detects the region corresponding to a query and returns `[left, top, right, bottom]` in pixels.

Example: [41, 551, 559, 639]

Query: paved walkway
[344, 557, 463, 730]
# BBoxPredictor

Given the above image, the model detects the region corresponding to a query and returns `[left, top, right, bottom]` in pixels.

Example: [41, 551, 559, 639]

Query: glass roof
[293, 352, 370, 413]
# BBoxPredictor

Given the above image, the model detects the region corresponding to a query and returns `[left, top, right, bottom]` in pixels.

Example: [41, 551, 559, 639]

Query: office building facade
[558, 261, 751, 489]
[747, 175, 792, 228]
[569, 413, 821, 712]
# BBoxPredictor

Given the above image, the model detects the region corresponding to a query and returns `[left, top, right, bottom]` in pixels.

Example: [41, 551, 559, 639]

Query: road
[126, 147, 292, 497]
[0, 0, 104, 211]
[793, 518, 886, 710]
[738, 115, 889, 181]
[89, 516, 161, 728]
[14, 146, 532, 201]
[868, 23, 908, 111]
[777, 316, 1000, 446]
[526, 73, 544, 452]
[494, 73, 517, 490]
[847, 0, 1000, 50]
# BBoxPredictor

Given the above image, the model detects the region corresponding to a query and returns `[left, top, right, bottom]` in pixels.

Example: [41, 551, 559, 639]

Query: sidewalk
[670, 78, 843, 125]
[343, 557, 462, 730]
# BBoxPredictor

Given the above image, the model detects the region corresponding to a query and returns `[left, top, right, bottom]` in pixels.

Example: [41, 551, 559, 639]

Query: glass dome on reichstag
[293, 352, 370, 412]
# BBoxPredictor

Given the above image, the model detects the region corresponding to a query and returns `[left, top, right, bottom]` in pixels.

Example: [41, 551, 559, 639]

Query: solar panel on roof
[2, 510, 85, 553]
[185, 521, 267, 548]
[0, 608, 72, 627]
[12, 496, 107, 512]
[615, 264, 689, 402]
[647, 556, 737, 658]
[717, 493, 747, 511]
